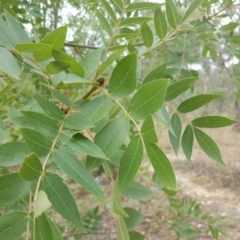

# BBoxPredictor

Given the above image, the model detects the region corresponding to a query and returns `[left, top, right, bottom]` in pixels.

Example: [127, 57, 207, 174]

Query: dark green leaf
[141, 21, 153, 47]
[123, 207, 143, 230]
[0, 173, 29, 204]
[53, 148, 104, 198]
[36, 96, 65, 121]
[146, 143, 177, 189]
[40, 25, 67, 50]
[19, 153, 42, 181]
[43, 173, 84, 230]
[0, 212, 28, 240]
[21, 128, 52, 157]
[96, 11, 112, 37]
[46, 215, 64, 240]
[128, 79, 169, 120]
[141, 115, 157, 143]
[143, 62, 168, 84]
[166, 0, 180, 29]
[231, 35, 240, 44]
[129, 231, 145, 240]
[177, 94, 221, 113]
[193, 127, 224, 164]
[35, 213, 53, 240]
[0, 142, 29, 167]
[168, 113, 182, 155]
[154, 7, 167, 40]
[0, 47, 20, 79]
[181, 125, 193, 161]
[118, 136, 143, 192]
[52, 50, 84, 77]
[46, 60, 72, 74]
[191, 116, 237, 128]
[165, 77, 198, 101]
[108, 52, 137, 98]
[122, 180, 154, 200]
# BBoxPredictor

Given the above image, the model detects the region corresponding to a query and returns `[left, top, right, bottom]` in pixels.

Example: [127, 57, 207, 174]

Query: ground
[67, 126, 240, 240]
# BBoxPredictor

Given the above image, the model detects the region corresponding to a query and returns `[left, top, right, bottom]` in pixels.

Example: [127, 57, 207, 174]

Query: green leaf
[34, 190, 52, 218]
[36, 96, 65, 121]
[182, 0, 201, 22]
[146, 143, 177, 189]
[222, 22, 239, 31]
[0, 142, 29, 167]
[86, 116, 130, 171]
[110, 0, 123, 12]
[209, 225, 219, 239]
[53, 148, 104, 199]
[129, 231, 145, 240]
[43, 173, 84, 231]
[35, 213, 53, 240]
[19, 153, 42, 181]
[166, 0, 180, 29]
[4, 10, 31, 43]
[52, 50, 84, 77]
[52, 90, 71, 106]
[0, 47, 20, 79]
[0, 17, 14, 49]
[142, 62, 168, 84]
[0, 173, 29, 204]
[0, 84, 12, 101]
[128, 79, 169, 120]
[126, 2, 156, 12]
[168, 113, 182, 155]
[123, 207, 143, 230]
[154, 7, 167, 40]
[165, 77, 198, 101]
[40, 25, 67, 50]
[15, 43, 52, 61]
[46, 215, 64, 240]
[193, 127, 224, 165]
[113, 185, 128, 217]
[80, 96, 113, 124]
[101, 0, 117, 23]
[21, 111, 58, 138]
[82, 48, 104, 78]
[181, 125, 193, 162]
[108, 52, 137, 98]
[118, 136, 143, 192]
[60, 132, 109, 160]
[191, 116, 237, 128]
[122, 180, 154, 200]
[120, 17, 152, 26]
[46, 60, 72, 74]
[0, 212, 28, 240]
[177, 94, 221, 113]
[63, 73, 90, 84]
[64, 112, 94, 130]
[96, 11, 112, 37]
[21, 128, 52, 157]
[231, 35, 240, 44]
[141, 21, 153, 47]
[118, 216, 130, 240]
[141, 115, 158, 143]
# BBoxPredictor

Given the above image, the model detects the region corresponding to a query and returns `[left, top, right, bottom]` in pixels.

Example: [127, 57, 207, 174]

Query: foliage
[0, 0, 237, 239]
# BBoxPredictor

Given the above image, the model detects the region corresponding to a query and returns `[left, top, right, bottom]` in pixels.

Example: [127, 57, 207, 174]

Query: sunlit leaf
[101, 0, 117, 23]
[120, 17, 152, 26]
[34, 190, 52, 218]
[154, 7, 167, 40]
[166, 0, 180, 29]
[126, 2, 156, 12]
[182, 0, 202, 22]
[141, 21, 153, 47]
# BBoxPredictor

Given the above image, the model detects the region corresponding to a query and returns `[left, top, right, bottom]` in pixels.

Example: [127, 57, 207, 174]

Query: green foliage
[0, 0, 236, 239]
